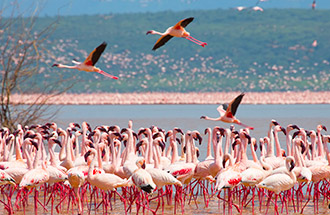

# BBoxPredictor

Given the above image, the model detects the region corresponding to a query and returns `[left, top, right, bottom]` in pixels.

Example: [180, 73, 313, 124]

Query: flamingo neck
[15, 132, 24, 160]
[88, 150, 97, 180]
[273, 130, 282, 157]
[206, 128, 213, 158]
[57, 64, 77, 69]
[170, 137, 179, 164]
[286, 129, 292, 157]
[48, 141, 57, 167]
[317, 131, 325, 158]
[149, 30, 163, 36]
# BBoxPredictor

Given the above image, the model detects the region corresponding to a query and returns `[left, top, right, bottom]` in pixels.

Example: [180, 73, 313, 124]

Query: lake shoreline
[9, 91, 330, 105]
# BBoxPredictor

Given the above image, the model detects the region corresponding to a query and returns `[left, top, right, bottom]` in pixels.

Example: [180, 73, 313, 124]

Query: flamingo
[166, 131, 197, 185]
[312, 0, 316, 10]
[146, 17, 207, 50]
[200, 93, 254, 130]
[252, 6, 264, 11]
[52, 42, 118, 79]
[257, 156, 297, 214]
[131, 157, 156, 194]
[85, 147, 131, 191]
[19, 133, 49, 189]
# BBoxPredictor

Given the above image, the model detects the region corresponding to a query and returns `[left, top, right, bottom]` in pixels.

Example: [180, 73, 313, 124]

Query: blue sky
[1, 0, 330, 17]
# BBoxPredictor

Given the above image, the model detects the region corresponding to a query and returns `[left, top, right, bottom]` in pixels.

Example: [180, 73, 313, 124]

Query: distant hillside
[29, 9, 330, 93]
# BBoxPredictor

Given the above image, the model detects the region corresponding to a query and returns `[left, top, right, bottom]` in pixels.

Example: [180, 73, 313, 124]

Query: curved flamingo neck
[260, 156, 272, 171]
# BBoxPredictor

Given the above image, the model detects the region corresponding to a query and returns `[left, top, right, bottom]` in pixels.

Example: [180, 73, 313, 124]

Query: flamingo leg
[185, 36, 207, 47]
[97, 70, 118, 79]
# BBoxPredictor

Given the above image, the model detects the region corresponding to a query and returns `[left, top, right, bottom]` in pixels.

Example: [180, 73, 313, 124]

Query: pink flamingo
[146, 138, 182, 213]
[166, 131, 197, 185]
[200, 93, 254, 130]
[19, 133, 50, 215]
[131, 157, 156, 193]
[85, 147, 131, 212]
[257, 156, 296, 215]
[208, 127, 225, 178]
[146, 17, 207, 50]
[214, 153, 242, 214]
[52, 42, 118, 79]
[263, 125, 286, 170]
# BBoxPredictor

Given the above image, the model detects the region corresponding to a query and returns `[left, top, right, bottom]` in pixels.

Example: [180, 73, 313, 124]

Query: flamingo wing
[174, 17, 194, 28]
[226, 93, 245, 117]
[216, 104, 227, 117]
[152, 34, 173, 50]
[84, 42, 107, 66]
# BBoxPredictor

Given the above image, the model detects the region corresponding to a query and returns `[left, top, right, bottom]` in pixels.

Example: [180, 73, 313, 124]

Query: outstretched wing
[216, 104, 227, 117]
[173, 17, 194, 29]
[84, 42, 107, 66]
[152, 34, 173, 50]
[227, 93, 245, 116]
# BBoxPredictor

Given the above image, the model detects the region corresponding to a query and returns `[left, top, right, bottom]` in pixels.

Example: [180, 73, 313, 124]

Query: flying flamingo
[312, 0, 316, 10]
[146, 17, 207, 50]
[200, 93, 254, 130]
[52, 42, 118, 79]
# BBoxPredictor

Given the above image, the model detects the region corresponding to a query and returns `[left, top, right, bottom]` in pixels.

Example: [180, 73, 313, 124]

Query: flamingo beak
[84, 151, 92, 162]
[51, 63, 58, 67]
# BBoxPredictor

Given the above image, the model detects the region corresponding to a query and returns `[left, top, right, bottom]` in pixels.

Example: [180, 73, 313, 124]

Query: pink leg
[185, 36, 207, 47]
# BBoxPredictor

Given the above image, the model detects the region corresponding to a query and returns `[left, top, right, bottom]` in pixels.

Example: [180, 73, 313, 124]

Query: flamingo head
[30, 140, 39, 150]
[53, 139, 62, 148]
[136, 158, 146, 169]
[146, 30, 154, 35]
[288, 124, 299, 131]
[280, 126, 287, 135]
[292, 130, 300, 140]
[317, 125, 327, 132]
[51, 63, 59, 67]
[174, 127, 184, 135]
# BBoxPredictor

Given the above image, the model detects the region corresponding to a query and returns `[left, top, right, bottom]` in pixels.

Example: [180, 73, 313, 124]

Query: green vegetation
[27, 9, 330, 93]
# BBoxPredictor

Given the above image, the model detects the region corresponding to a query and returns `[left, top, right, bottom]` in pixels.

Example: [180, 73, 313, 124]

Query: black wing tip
[141, 184, 154, 193]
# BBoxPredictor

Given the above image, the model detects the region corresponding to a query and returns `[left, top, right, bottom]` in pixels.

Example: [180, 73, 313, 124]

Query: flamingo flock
[0, 119, 329, 215]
